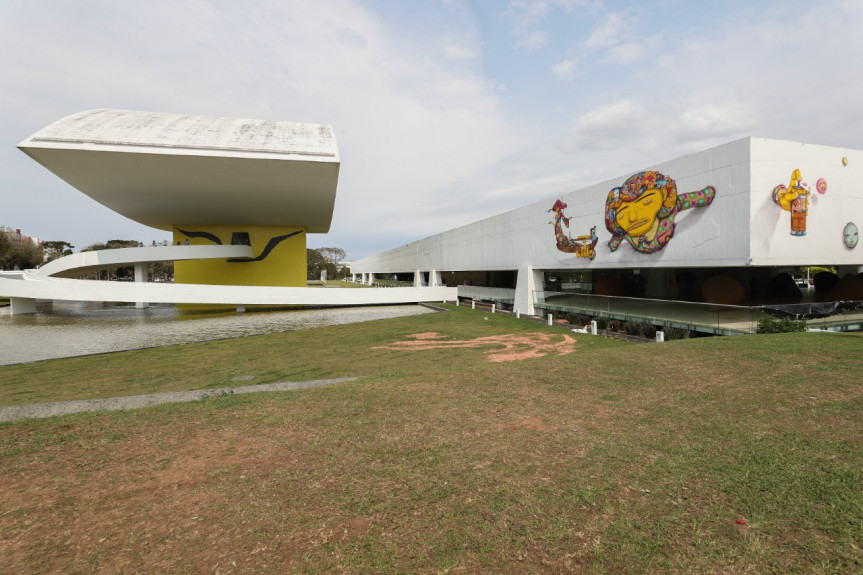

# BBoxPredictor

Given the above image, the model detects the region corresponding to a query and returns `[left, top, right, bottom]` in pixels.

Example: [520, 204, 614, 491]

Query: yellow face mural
[605, 171, 716, 254]
[614, 187, 666, 238]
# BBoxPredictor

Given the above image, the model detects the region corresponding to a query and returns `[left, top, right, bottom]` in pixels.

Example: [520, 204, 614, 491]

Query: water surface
[0, 302, 433, 365]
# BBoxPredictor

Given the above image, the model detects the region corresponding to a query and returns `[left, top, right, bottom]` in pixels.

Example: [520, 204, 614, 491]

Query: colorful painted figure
[548, 200, 599, 259]
[843, 222, 858, 249]
[773, 169, 815, 236]
[604, 171, 715, 254]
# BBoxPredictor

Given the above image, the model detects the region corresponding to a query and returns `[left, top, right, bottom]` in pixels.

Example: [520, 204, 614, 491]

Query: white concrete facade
[351, 138, 863, 314]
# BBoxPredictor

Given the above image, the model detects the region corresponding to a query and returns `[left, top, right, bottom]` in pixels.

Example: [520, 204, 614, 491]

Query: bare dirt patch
[373, 331, 577, 362]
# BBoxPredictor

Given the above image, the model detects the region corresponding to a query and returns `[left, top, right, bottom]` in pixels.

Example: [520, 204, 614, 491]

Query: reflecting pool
[0, 302, 433, 365]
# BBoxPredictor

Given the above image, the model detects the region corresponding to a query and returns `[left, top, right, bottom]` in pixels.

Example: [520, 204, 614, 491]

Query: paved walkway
[0, 377, 357, 423]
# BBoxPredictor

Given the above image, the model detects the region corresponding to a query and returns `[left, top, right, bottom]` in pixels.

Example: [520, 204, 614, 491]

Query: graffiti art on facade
[548, 199, 598, 259]
[604, 171, 716, 254]
[773, 169, 823, 236]
[843, 222, 858, 249]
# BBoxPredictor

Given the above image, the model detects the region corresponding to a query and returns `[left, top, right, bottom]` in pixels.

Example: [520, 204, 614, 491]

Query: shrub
[757, 316, 807, 333]
[642, 323, 657, 340]
[662, 324, 690, 340]
[623, 321, 644, 337]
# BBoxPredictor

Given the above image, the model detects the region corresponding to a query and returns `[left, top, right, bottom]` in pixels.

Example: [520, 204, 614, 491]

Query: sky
[2, 0, 862, 260]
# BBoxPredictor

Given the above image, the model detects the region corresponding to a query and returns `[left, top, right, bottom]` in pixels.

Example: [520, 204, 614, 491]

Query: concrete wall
[353, 138, 753, 273]
[352, 137, 863, 275]
[750, 138, 863, 267]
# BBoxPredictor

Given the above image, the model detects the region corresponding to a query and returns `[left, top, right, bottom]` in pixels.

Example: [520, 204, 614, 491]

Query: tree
[307, 248, 327, 281]
[42, 240, 75, 263]
[316, 247, 347, 279]
[149, 239, 174, 282]
[81, 239, 143, 280]
[0, 226, 43, 270]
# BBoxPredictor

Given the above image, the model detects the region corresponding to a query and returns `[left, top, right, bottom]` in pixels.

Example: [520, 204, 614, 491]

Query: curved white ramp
[2, 273, 455, 308]
[39, 245, 253, 277]
[2, 244, 457, 314]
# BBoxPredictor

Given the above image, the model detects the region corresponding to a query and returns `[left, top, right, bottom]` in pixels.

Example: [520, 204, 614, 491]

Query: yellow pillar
[173, 225, 307, 287]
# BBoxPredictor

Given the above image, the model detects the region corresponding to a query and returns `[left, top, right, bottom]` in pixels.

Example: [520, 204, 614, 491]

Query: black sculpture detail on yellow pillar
[227, 231, 302, 262]
[175, 227, 223, 244]
[175, 228, 302, 262]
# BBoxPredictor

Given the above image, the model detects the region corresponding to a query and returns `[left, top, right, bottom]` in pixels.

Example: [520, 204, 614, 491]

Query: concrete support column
[414, 270, 422, 287]
[10, 297, 37, 315]
[430, 270, 443, 287]
[134, 262, 149, 309]
[514, 266, 544, 316]
[368, 273, 375, 285]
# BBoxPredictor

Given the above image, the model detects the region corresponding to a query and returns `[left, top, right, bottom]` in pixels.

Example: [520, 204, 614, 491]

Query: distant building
[4, 228, 40, 246]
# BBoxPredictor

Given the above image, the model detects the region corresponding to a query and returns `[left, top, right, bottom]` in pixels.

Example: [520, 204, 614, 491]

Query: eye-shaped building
[18, 108, 341, 287]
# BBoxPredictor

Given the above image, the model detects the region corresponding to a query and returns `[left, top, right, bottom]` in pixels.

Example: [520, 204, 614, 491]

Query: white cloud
[552, 58, 578, 79]
[3, 0, 863, 259]
[604, 42, 648, 64]
[584, 11, 627, 49]
[503, 0, 593, 52]
[442, 41, 477, 60]
[0, 0, 520, 256]
[516, 30, 548, 50]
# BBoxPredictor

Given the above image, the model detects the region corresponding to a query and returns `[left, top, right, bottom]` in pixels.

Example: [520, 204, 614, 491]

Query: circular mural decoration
[816, 178, 827, 194]
[843, 222, 859, 249]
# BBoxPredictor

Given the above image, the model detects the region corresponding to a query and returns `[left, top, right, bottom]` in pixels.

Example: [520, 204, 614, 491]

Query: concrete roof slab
[19, 109, 340, 232]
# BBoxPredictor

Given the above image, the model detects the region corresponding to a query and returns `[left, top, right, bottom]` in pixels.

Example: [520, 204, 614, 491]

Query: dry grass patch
[1, 309, 861, 573]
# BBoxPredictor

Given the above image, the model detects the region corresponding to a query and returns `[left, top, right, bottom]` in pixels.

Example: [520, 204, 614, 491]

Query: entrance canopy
[18, 109, 340, 233]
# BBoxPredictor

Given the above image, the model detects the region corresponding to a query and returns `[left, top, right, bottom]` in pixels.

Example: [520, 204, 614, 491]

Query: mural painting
[772, 169, 825, 236]
[843, 222, 858, 249]
[604, 171, 716, 254]
[548, 200, 599, 259]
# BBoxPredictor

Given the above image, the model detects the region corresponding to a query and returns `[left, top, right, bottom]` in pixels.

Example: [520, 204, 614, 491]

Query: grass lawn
[1, 305, 861, 573]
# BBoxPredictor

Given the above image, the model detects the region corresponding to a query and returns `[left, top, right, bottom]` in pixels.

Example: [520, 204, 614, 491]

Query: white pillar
[414, 270, 423, 287]
[656, 331, 665, 342]
[491, 304, 495, 314]
[134, 262, 149, 309]
[471, 300, 476, 309]
[590, 320, 598, 335]
[10, 297, 36, 315]
[368, 273, 375, 285]
[547, 314, 553, 326]
[514, 266, 544, 316]
[430, 270, 443, 287]
[516, 309, 520, 319]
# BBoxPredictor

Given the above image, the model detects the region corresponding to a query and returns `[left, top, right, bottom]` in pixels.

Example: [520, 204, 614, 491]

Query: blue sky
[1, 0, 861, 259]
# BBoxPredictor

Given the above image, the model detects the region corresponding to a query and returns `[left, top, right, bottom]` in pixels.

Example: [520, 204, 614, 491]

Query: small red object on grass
[736, 518, 747, 525]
